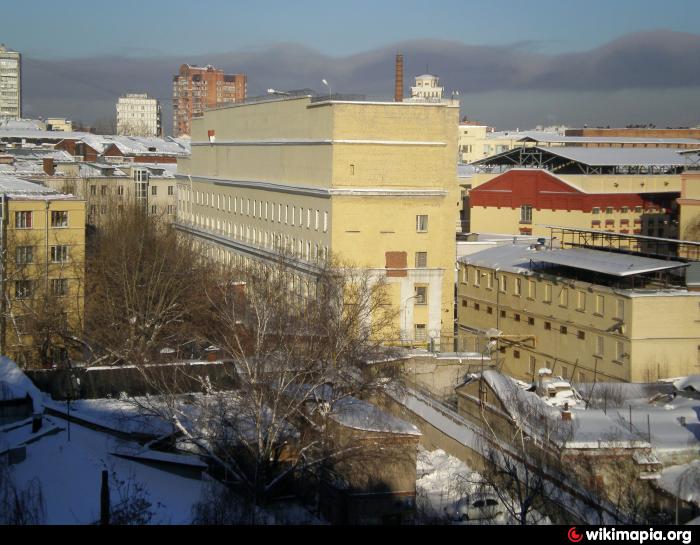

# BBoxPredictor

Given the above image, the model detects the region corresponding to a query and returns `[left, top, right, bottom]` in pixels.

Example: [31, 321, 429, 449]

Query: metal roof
[529, 247, 688, 277]
[517, 134, 700, 145]
[529, 146, 685, 167]
[0, 174, 62, 196]
[458, 244, 688, 278]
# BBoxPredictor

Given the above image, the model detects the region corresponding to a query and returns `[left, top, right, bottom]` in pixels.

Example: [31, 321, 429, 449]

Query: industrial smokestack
[395, 54, 403, 102]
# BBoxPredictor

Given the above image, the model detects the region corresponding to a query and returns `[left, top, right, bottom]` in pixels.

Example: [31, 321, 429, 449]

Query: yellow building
[457, 244, 700, 383]
[176, 95, 459, 342]
[0, 175, 85, 367]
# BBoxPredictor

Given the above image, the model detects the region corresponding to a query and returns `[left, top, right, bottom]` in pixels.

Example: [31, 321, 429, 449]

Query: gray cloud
[20, 30, 700, 133]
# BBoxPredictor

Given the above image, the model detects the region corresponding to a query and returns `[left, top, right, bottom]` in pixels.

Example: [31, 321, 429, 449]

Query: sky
[3, 0, 700, 133]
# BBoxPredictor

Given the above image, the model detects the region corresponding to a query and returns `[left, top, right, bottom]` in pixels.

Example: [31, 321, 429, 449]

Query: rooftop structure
[0, 45, 21, 119]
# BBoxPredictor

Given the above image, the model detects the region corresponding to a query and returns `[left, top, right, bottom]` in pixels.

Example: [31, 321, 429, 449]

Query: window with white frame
[520, 205, 533, 223]
[416, 215, 428, 232]
[50, 245, 69, 263]
[15, 211, 32, 229]
[51, 211, 68, 228]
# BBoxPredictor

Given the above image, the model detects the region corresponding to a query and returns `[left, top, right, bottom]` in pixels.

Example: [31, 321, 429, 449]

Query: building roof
[529, 247, 688, 277]
[541, 146, 687, 167]
[0, 174, 77, 199]
[458, 244, 689, 279]
[518, 134, 700, 146]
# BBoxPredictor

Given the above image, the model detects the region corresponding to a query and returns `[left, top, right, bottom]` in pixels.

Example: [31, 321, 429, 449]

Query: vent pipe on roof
[395, 54, 404, 102]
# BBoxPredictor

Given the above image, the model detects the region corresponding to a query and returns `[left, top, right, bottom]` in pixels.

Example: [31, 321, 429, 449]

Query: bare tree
[126, 252, 403, 520]
[0, 461, 45, 524]
[84, 204, 216, 366]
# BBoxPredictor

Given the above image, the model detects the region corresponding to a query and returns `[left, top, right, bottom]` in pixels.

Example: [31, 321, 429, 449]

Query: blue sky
[3, 0, 700, 58]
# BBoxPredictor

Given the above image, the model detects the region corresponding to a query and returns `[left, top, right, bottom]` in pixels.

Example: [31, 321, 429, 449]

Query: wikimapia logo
[567, 527, 692, 544]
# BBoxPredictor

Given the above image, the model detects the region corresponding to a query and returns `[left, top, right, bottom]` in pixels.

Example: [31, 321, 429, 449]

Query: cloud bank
[20, 30, 700, 133]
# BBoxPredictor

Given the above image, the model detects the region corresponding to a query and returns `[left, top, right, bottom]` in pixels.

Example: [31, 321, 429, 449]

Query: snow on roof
[0, 356, 44, 413]
[658, 461, 700, 505]
[6, 415, 206, 523]
[674, 375, 700, 393]
[331, 396, 421, 436]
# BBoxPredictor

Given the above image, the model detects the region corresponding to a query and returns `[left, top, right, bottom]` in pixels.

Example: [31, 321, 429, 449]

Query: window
[514, 350, 520, 359]
[415, 286, 427, 305]
[498, 275, 506, 293]
[528, 280, 536, 299]
[416, 215, 428, 232]
[323, 211, 328, 232]
[559, 288, 568, 307]
[487, 307, 493, 314]
[615, 299, 625, 320]
[117, 185, 124, 196]
[462, 299, 468, 307]
[51, 278, 68, 296]
[529, 356, 537, 376]
[315, 210, 319, 230]
[101, 186, 107, 196]
[621, 206, 629, 213]
[100, 205, 107, 215]
[560, 325, 568, 335]
[151, 205, 157, 214]
[90, 185, 96, 196]
[90, 205, 97, 216]
[486, 273, 493, 290]
[474, 269, 481, 286]
[615, 341, 625, 362]
[544, 321, 552, 330]
[15, 211, 32, 229]
[150, 185, 157, 196]
[16, 246, 33, 265]
[51, 211, 68, 227]
[544, 284, 552, 303]
[15, 280, 32, 299]
[167, 205, 175, 215]
[595, 336, 604, 357]
[576, 291, 586, 311]
[415, 324, 427, 341]
[595, 294, 605, 316]
[605, 207, 614, 214]
[561, 367, 568, 380]
[474, 302, 480, 311]
[415, 252, 427, 268]
[514, 278, 522, 296]
[528, 317, 535, 326]
[520, 205, 533, 224]
[500, 310, 506, 318]
[168, 186, 174, 196]
[577, 330, 586, 340]
[514, 313, 521, 322]
[592, 207, 600, 214]
[50, 245, 69, 262]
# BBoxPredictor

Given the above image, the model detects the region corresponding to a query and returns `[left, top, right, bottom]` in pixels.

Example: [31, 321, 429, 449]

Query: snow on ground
[7, 415, 206, 524]
[415, 446, 482, 523]
[0, 356, 44, 412]
[658, 461, 700, 506]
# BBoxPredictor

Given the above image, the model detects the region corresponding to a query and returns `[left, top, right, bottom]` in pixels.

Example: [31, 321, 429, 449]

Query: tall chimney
[394, 54, 403, 102]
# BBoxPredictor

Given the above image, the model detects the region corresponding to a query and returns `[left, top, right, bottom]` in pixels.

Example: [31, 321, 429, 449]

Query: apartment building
[176, 95, 459, 343]
[457, 243, 700, 383]
[0, 175, 85, 367]
[172, 64, 246, 137]
[117, 93, 162, 137]
[468, 147, 684, 238]
[0, 44, 21, 119]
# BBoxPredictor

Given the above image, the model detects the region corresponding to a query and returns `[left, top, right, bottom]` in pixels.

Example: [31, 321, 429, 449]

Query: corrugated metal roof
[534, 146, 686, 167]
[530, 247, 688, 277]
[518, 134, 700, 145]
[0, 174, 60, 195]
[458, 244, 688, 277]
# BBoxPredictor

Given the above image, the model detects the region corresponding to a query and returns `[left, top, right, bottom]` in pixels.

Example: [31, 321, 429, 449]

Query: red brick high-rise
[172, 64, 247, 137]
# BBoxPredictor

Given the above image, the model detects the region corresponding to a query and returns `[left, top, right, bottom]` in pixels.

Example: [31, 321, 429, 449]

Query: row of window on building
[461, 267, 625, 319]
[14, 277, 70, 299]
[14, 210, 69, 229]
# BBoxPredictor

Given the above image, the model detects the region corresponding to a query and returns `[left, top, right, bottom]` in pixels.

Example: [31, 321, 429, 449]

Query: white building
[116, 93, 162, 137]
[410, 74, 443, 101]
[0, 44, 21, 119]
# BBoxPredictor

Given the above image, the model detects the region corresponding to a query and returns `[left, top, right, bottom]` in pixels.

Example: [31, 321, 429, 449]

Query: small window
[576, 291, 586, 311]
[51, 211, 68, 227]
[50, 278, 68, 297]
[50, 245, 69, 263]
[544, 321, 552, 330]
[15, 280, 32, 299]
[559, 288, 568, 307]
[15, 211, 32, 229]
[577, 330, 586, 340]
[474, 302, 480, 311]
[499, 275, 506, 293]
[168, 186, 174, 196]
[592, 207, 600, 215]
[520, 205, 533, 223]
[595, 336, 604, 357]
[487, 306, 493, 314]
[513, 350, 520, 359]
[415, 324, 427, 341]
[544, 284, 552, 303]
[595, 295, 605, 316]
[462, 299, 468, 307]
[528, 317, 535, 326]
[415, 286, 427, 305]
[500, 310, 506, 318]
[101, 186, 107, 196]
[416, 215, 428, 232]
[514, 278, 522, 296]
[514, 313, 521, 322]
[90, 185, 96, 196]
[151, 205, 157, 215]
[560, 325, 567, 335]
[117, 185, 124, 196]
[151, 185, 158, 196]
[605, 207, 614, 214]
[415, 252, 427, 268]
[16, 246, 33, 265]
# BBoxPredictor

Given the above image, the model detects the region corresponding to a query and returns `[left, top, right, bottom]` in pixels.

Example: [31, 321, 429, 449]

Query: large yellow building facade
[176, 96, 459, 342]
[457, 244, 700, 383]
[0, 176, 85, 367]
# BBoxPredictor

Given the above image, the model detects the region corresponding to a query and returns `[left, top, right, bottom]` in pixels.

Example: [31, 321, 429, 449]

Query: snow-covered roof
[0, 174, 77, 199]
[674, 376, 700, 393]
[0, 356, 44, 413]
[331, 396, 421, 436]
[658, 461, 700, 505]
